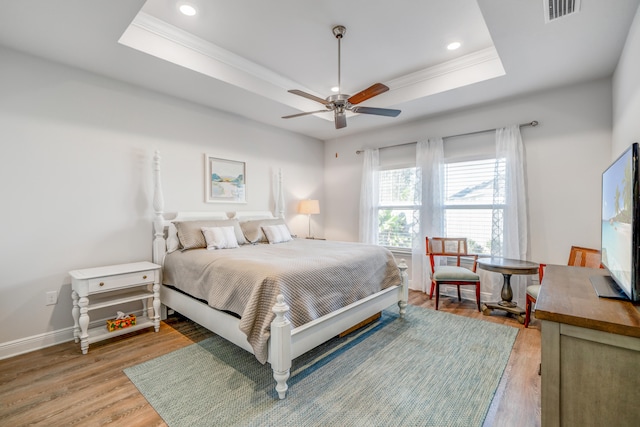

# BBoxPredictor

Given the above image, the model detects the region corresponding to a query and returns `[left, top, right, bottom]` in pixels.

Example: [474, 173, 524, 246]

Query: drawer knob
[143, 275, 148, 280]
[99, 282, 105, 287]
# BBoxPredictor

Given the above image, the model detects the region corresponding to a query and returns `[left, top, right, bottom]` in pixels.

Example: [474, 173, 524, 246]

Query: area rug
[125, 305, 518, 427]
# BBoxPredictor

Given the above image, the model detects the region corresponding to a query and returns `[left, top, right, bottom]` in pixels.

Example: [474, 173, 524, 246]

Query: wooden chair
[525, 245, 602, 327]
[426, 237, 481, 311]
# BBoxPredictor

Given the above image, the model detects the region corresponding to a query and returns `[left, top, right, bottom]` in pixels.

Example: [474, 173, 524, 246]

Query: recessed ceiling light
[447, 41, 461, 51]
[179, 3, 197, 16]
[331, 86, 339, 93]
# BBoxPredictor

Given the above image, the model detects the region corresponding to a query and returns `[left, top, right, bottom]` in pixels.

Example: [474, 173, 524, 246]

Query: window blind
[444, 158, 505, 254]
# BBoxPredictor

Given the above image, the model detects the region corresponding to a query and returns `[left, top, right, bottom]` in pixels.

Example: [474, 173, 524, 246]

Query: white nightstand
[70, 261, 161, 354]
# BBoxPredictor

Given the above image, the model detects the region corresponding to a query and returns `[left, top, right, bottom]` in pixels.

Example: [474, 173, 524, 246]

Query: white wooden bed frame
[151, 151, 408, 399]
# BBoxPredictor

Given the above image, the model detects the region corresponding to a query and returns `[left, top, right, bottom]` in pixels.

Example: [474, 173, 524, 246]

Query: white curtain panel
[412, 138, 445, 292]
[359, 148, 380, 244]
[479, 125, 529, 306]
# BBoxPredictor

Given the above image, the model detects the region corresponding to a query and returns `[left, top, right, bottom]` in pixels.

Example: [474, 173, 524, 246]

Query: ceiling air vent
[545, 0, 581, 23]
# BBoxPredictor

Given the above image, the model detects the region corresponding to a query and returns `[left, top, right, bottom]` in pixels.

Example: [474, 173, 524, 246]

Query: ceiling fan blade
[282, 110, 328, 119]
[351, 106, 401, 117]
[288, 90, 329, 105]
[348, 83, 389, 105]
[335, 112, 347, 129]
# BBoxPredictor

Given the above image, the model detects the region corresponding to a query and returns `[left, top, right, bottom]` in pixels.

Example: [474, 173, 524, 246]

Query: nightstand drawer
[88, 270, 157, 293]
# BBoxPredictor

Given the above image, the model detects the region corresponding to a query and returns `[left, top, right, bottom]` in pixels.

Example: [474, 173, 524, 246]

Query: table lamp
[298, 199, 320, 238]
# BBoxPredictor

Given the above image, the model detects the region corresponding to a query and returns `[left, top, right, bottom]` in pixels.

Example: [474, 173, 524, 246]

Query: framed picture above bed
[204, 155, 246, 203]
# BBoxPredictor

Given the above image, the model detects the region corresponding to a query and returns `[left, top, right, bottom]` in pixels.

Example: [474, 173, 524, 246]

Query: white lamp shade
[299, 199, 320, 215]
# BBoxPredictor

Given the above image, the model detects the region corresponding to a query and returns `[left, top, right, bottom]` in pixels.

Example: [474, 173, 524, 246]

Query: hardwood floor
[0, 290, 541, 426]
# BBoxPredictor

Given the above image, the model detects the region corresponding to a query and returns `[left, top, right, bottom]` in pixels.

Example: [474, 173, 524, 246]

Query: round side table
[477, 257, 539, 324]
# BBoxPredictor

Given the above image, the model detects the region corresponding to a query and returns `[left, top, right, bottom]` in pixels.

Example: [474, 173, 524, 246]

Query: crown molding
[128, 13, 503, 103]
[387, 47, 504, 90]
[130, 12, 315, 94]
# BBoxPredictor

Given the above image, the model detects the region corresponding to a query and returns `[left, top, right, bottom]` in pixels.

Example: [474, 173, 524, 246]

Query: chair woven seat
[433, 266, 480, 281]
[526, 284, 541, 299]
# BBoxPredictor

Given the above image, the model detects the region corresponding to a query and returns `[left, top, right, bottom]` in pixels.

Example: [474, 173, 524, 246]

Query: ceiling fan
[282, 25, 401, 129]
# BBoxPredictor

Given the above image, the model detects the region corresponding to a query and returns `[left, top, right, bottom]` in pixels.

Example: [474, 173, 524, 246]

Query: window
[377, 167, 418, 249]
[376, 157, 506, 254]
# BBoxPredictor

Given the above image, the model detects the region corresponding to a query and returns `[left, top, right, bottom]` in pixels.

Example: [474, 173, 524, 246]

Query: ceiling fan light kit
[282, 25, 401, 129]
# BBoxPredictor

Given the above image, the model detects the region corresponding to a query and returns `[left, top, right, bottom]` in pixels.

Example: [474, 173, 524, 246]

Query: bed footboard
[269, 259, 408, 399]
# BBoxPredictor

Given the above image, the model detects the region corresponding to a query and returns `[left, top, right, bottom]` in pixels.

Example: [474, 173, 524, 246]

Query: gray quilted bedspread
[163, 239, 401, 363]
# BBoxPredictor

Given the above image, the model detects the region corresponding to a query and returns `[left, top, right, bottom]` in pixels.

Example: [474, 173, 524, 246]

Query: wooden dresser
[536, 265, 640, 427]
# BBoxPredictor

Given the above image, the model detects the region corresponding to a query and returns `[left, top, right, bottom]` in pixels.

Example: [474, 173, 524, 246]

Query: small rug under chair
[124, 305, 518, 426]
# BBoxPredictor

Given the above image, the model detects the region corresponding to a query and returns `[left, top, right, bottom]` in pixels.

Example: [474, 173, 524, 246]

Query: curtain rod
[355, 120, 539, 154]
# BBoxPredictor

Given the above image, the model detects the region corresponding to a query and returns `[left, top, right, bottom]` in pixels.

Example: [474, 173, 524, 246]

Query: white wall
[613, 3, 640, 157]
[0, 46, 323, 356]
[324, 79, 613, 276]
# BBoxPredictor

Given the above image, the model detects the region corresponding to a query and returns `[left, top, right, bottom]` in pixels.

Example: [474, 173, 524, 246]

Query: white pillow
[201, 226, 239, 250]
[262, 224, 292, 244]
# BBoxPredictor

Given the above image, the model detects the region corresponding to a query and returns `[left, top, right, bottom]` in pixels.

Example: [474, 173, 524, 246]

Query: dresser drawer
[88, 270, 157, 293]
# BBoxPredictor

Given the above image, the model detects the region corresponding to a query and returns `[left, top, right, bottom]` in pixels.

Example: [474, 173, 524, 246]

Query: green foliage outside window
[378, 210, 413, 248]
[467, 239, 489, 255]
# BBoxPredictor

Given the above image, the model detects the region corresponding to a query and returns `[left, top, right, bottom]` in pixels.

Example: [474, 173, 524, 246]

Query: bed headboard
[151, 151, 282, 266]
[165, 210, 275, 226]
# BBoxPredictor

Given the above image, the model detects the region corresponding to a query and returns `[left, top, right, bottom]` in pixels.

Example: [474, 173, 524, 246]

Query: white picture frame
[204, 155, 246, 203]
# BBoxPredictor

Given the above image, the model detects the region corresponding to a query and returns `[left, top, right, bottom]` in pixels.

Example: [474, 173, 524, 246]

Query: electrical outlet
[46, 290, 58, 306]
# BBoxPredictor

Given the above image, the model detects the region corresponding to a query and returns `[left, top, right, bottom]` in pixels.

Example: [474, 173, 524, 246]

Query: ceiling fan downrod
[333, 25, 346, 94]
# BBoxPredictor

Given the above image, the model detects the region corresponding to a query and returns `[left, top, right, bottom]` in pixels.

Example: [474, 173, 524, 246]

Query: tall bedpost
[397, 259, 409, 317]
[270, 294, 291, 399]
[152, 150, 166, 266]
[275, 168, 285, 219]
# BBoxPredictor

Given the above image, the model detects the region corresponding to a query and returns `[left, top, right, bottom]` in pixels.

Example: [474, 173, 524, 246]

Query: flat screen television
[593, 142, 640, 301]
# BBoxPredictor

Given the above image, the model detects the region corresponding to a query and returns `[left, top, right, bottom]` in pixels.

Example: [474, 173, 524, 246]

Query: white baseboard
[0, 309, 147, 360]
[0, 327, 75, 360]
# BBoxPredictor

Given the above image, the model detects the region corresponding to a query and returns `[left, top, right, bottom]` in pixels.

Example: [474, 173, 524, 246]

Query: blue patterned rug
[125, 305, 517, 426]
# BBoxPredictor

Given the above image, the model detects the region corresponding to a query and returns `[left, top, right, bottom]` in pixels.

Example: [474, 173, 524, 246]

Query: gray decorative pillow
[174, 219, 247, 250]
[240, 218, 287, 243]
